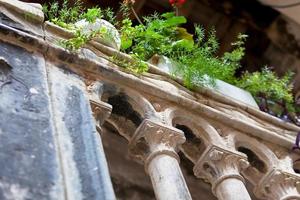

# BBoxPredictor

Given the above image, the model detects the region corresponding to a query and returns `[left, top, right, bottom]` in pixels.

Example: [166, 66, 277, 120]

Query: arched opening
[175, 124, 206, 163]
[234, 143, 269, 200]
[102, 92, 146, 139]
[237, 147, 267, 173]
[108, 94, 143, 127]
[173, 121, 219, 198]
[178, 151, 217, 200]
[293, 159, 300, 174]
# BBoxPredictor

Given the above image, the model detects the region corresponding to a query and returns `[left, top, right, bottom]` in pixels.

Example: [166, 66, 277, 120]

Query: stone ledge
[0, 0, 44, 23]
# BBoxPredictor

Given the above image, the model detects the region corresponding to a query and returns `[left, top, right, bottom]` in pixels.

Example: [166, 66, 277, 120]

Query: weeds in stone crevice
[109, 53, 148, 74]
[42, 0, 117, 51]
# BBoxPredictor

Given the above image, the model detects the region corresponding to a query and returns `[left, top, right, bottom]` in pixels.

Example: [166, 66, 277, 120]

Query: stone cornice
[0, 0, 44, 23]
[0, 12, 298, 151]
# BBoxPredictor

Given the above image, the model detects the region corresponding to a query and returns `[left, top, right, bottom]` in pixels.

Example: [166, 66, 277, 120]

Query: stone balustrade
[1, 1, 300, 199]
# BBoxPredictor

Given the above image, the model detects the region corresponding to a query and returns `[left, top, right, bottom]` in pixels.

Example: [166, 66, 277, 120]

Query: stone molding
[128, 119, 185, 171]
[254, 168, 300, 200]
[193, 145, 249, 195]
[0, 0, 44, 22]
[90, 101, 112, 124]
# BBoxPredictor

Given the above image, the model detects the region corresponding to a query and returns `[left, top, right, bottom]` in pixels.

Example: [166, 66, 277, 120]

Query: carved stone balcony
[1, 1, 300, 200]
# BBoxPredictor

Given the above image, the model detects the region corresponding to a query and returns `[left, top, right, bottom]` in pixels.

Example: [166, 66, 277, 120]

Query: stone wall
[0, 2, 115, 198]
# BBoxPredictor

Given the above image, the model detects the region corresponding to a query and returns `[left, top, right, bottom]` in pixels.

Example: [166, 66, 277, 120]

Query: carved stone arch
[163, 108, 224, 144]
[99, 82, 158, 119]
[293, 158, 300, 174]
[233, 134, 279, 184]
[97, 82, 160, 139]
[162, 107, 225, 163]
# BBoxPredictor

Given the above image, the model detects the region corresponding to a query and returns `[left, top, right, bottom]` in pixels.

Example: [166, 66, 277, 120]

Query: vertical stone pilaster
[129, 119, 192, 200]
[47, 65, 116, 200]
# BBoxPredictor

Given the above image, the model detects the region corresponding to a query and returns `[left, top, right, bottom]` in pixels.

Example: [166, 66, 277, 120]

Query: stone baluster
[193, 145, 251, 200]
[254, 169, 300, 200]
[129, 119, 192, 200]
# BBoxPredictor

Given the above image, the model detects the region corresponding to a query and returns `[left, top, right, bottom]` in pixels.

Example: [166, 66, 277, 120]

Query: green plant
[170, 30, 246, 88]
[42, 0, 119, 29]
[42, 0, 83, 29]
[118, 10, 299, 122]
[59, 29, 90, 51]
[59, 27, 110, 51]
[238, 67, 295, 117]
[239, 67, 294, 104]
[110, 53, 148, 74]
[43, 1, 119, 51]
[103, 8, 117, 25]
[121, 12, 191, 59]
[82, 8, 102, 23]
[120, 12, 245, 88]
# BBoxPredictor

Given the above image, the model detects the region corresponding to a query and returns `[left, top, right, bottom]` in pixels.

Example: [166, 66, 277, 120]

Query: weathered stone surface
[0, 41, 63, 199]
[0, 13, 25, 33]
[0, 1, 44, 37]
[0, 39, 115, 200]
[47, 64, 115, 200]
[0, 0, 44, 23]
[75, 19, 121, 50]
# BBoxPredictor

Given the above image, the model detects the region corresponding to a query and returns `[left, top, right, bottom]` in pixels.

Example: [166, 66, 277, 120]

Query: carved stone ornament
[86, 81, 103, 102]
[90, 100, 112, 125]
[193, 145, 249, 195]
[128, 119, 186, 169]
[254, 169, 300, 200]
[86, 81, 112, 127]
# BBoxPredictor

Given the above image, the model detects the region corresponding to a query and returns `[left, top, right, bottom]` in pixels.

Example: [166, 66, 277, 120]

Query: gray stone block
[0, 41, 63, 199]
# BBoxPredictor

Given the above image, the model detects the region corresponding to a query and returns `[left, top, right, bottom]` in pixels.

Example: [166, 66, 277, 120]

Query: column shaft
[215, 178, 251, 200]
[147, 155, 192, 200]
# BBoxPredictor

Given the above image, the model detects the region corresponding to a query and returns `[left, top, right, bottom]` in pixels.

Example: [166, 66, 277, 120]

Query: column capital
[193, 145, 249, 195]
[86, 81, 112, 130]
[254, 169, 300, 199]
[129, 119, 185, 170]
[90, 100, 112, 123]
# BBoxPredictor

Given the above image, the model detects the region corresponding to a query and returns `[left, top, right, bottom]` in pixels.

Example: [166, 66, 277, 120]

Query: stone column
[254, 169, 300, 200]
[129, 119, 192, 200]
[193, 145, 251, 200]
